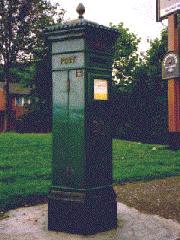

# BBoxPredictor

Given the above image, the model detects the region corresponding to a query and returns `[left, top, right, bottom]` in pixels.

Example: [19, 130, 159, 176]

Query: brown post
[168, 14, 180, 149]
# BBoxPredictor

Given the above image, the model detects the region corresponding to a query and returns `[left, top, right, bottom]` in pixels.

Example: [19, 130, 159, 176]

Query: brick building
[0, 82, 31, 132]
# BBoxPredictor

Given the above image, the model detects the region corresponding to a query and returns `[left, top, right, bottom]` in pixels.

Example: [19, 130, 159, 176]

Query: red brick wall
[0, 89, 6, 111]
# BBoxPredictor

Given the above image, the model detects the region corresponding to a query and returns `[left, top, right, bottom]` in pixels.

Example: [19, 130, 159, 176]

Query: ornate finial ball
[76, 3, 85, 19]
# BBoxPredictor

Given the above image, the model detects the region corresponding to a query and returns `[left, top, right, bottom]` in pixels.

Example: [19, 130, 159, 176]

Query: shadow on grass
[0, 166, 13, 170]
[0, 194, 48, 212]
[0, 176, 16, 183]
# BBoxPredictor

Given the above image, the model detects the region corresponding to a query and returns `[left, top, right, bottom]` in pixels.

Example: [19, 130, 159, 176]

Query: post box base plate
[169, 132, 180, 150]
[48, 186, 117, 235]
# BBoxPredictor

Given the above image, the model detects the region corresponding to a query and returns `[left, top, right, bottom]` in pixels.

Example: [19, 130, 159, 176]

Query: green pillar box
[45, 4, 119, 235]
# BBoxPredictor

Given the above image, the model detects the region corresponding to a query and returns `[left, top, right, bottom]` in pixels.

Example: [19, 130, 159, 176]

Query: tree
[110, 22, 140, 92]
[128, 28, 168, 142]
[132, 28, 168, 96]
[0, 0, 64, 131]
[111, 26, 169, 143]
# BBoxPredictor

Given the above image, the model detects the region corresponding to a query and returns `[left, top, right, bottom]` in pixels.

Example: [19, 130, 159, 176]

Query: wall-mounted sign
[162, 52, 180, 79]
[94, 79, 108, 100]
[157, 0, 180, 21]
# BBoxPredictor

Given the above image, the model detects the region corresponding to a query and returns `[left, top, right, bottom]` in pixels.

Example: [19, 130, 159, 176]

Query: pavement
[0, 202, 180, 240]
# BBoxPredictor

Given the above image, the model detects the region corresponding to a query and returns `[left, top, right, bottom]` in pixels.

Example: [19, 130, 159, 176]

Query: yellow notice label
[94, 79, 108, 100]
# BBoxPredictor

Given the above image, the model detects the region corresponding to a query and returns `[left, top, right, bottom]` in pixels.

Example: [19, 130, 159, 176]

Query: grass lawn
[0, 133, 179, 211]
[113, 139, 180, 182]
[0, 133, 52, 211]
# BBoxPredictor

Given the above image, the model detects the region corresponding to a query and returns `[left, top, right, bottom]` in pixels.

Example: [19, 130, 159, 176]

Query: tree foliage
[112, 27, 169, 143]
[0, 0, 64, 131]
[131, 28, 168, 142]
[133, 28, 168, 95]
[110, 22, 140, 92]
[0, 0, 64, 64]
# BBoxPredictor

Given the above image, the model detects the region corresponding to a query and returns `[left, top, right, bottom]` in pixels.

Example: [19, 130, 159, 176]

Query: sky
[50, 0, 167, 52]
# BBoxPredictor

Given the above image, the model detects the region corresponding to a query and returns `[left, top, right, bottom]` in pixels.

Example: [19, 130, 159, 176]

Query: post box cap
[76, 3, 85, 19]
[45, 4, 118, 37]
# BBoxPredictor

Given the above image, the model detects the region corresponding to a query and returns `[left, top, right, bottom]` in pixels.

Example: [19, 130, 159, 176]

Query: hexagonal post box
[45, 5, 118, 235]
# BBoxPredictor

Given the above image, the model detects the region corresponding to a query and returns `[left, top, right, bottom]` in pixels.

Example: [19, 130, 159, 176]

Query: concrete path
[0, 203, 180, 240]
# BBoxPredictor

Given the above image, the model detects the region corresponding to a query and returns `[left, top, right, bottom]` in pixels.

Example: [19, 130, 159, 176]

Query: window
[15, 97, 25, 106]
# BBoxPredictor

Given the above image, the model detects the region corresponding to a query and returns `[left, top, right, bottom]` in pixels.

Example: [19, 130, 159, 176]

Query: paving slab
[0, 203, 179, 240]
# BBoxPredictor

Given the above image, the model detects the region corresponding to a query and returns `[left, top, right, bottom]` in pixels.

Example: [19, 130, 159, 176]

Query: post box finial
[76, 3, 85, 19]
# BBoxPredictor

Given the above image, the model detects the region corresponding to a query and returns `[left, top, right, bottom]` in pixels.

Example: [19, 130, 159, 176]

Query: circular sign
[163, 53, 178, 73]
[162, 52, 180, 80]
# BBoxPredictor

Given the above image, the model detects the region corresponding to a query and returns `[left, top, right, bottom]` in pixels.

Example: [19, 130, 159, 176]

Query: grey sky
[51, 0, 166, 51]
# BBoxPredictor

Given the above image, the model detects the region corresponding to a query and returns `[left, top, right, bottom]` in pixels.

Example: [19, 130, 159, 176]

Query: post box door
[52, 69, 85, 188]
[68, 69, 85, 187]
[52, 70, 70, 186]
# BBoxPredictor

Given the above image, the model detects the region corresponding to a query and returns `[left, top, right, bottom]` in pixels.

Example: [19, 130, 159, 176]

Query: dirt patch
[114, 176, 180, 223]
[1, 176, 179, 224]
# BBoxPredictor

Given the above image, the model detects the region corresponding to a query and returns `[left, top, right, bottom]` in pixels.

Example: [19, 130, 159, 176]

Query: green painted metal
[46, 16, 119, 234]
[46, 18, 118, 191]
